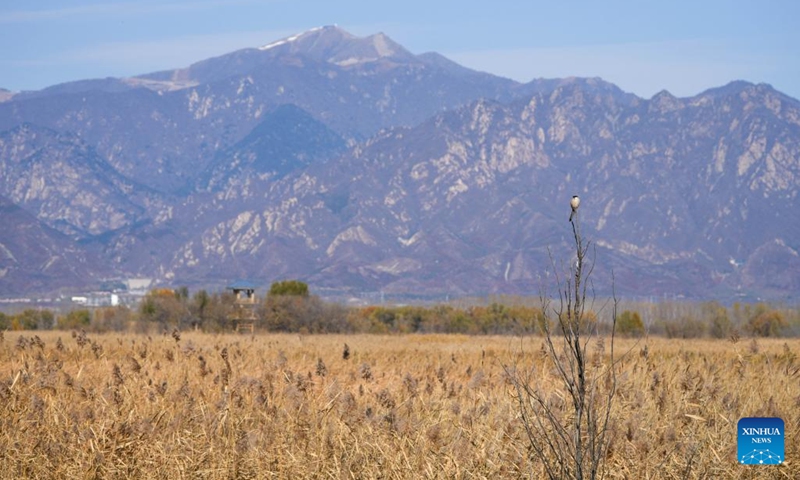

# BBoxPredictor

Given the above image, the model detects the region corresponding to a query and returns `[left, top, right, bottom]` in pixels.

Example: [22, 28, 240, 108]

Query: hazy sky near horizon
[1, 0, 798, 99]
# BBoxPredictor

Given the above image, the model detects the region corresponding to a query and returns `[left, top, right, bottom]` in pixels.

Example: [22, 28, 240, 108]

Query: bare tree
[506, 204, 618, 480]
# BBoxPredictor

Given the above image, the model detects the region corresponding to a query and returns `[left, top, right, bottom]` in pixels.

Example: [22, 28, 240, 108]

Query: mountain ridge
[0, 27, 798, 301]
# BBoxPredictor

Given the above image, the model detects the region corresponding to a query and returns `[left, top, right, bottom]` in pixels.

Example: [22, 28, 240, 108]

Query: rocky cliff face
[0, 28, 798, 300]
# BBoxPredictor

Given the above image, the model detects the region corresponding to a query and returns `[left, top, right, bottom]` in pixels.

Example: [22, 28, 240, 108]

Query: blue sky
[1, 0, 798, 99]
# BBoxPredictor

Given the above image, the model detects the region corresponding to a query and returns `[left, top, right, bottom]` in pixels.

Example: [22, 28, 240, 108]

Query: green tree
[93, 306, 133, 332]
[662, 315, 706, 339]
[57, 309, 92, 330]
[480, 303, 512, 334]
[747, 310, 787, 337]
[269, 280, 309, 297]
[11, 309, 54, 330]
[175, 286, 190, 302]
[617, 310, 644, 337]
[446, 309, 471, 334]
[189, 289, 211, 329]
[703, 301, 731, 338]
[507, 305, 544, 335]
[139, 288, 190, 329]
[185, 291, 235, 333]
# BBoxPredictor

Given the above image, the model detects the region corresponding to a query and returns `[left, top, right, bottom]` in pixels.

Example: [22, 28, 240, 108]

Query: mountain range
[1, 26, 798, 301]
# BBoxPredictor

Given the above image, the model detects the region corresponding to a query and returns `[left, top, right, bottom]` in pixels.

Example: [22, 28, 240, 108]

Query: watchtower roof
[227, 280, 259, 291]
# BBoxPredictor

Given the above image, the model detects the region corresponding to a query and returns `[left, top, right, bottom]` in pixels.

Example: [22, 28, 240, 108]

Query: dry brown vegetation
[1, 331, 798, 479]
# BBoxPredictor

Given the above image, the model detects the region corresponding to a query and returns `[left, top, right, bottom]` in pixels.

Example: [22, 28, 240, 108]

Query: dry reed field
[1, 331, 798, 479]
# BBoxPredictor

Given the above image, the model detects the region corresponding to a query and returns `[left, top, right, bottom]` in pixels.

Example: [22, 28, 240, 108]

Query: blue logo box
[738, 417, 784, 465]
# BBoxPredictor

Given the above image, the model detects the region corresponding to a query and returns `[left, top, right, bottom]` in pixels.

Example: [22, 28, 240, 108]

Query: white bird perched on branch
[569, 195, 580, 222]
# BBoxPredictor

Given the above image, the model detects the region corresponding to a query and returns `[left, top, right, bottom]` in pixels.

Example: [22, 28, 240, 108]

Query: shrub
[747, 310, 787, 337]
[663, 316, 706, 339]
[57, 310, 91, 330]
[617, 310, 644, 337]
[10, 309, 54, 330]
[139, 289, 190, 328]
[703, 301, 731, 338]
[92, 306, 133, 332]
[260, 294, 347, 333]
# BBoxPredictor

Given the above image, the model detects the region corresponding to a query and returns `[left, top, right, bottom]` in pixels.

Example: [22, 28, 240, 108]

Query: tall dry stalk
[507, 204, 618, 480]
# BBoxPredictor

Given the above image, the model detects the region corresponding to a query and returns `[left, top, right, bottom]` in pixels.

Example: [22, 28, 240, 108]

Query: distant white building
[125, 278, 153, 291]
[69, 293, 122, 307]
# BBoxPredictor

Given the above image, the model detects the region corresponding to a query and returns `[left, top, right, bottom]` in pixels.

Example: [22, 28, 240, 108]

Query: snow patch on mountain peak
[259, 26, 325, 51]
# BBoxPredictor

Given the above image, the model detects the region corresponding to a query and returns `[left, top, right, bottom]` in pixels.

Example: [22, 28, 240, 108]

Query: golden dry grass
[0, 331, 798, 479]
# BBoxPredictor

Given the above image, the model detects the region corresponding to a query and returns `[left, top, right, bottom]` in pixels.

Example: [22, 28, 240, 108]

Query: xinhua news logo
[738, 417, 784, 465]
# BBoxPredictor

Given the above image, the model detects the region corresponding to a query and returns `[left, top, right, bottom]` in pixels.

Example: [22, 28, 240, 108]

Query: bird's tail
[569, 211, 574, 222]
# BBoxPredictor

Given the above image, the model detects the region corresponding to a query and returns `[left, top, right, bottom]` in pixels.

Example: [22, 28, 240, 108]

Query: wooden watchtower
[227, 280, 258, 333]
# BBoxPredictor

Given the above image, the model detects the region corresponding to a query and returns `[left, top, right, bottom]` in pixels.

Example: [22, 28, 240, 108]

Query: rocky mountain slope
[0, 26, 522, 194]
[0, 194, 102, 293]
[0, 27, 798, 300]
[163, 79, 800, 300]
[0, 124, 155, 237]
[0, 88, 14, 103]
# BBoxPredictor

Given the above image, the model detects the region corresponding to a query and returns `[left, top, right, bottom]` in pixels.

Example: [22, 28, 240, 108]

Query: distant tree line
[0, 283, 798, 338]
